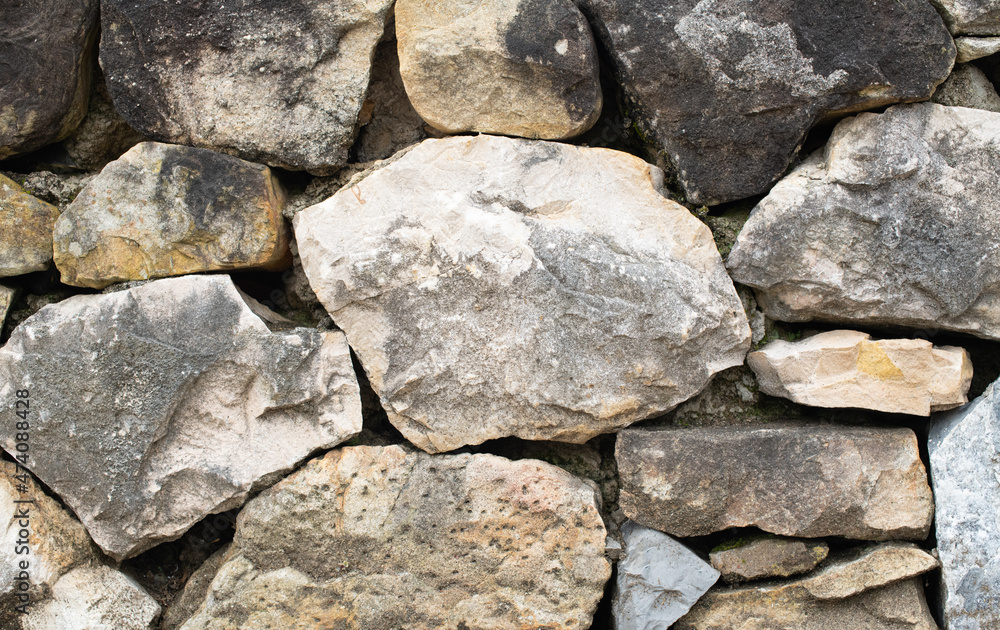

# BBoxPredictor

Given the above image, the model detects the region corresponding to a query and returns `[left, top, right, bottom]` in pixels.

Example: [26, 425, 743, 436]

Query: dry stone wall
[1, 0, 1000, 628]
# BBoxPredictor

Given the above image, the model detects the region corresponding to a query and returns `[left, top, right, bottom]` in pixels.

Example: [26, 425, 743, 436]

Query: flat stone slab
[0, 275, 362, 560]
[955, 36, 1000, 61]
[728, 103, 1000, 340]
[710, 536, 829, 584]
[295, 135, 750, 453]
[617, 425, 934, 540]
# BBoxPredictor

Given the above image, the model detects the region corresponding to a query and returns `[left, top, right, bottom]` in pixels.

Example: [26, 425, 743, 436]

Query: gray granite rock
[930, 376, 1000, 630]
[613, 521, 719, 630]
[0, 275, 362, 560]
[932, 0, 1000, 35]
[932, 63, 1000, 111]
[617, 425, 934, 540]
[294, 135, 750, 453]
[955, 36, 1000, 61]
[728, 103, 1000, 340]
[710, 536, 829, 584]
[99, 0, 394, 173]
[576, 0, 955, 204]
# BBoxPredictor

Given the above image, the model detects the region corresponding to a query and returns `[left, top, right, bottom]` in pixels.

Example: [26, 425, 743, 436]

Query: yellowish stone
[0, 174, 60, 277]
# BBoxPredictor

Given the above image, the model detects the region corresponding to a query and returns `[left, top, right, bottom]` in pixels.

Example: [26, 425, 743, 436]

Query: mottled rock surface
[295, 135, 750, 453]
[0, 0, 99, 159]
[175, 446, 610, 630]
[0, 175, 61, 277]
[397, 0, 601, 139]
[930, 377, 1000, 629]
[617, 426, 934, 540]
[933, 0, 1000, 35]
[0, 275, 362, 560]
[613, 521, 719, 630]
[748, 330, 973, 415]
[710, 537, 829, 584]
[53, 142, 290, 289]
[676, 543, 940, 629]
[955, 36, 1000, 61]
[932, 63, 1000, 111]
[576, 0, 955, 204]
[100, 0, 394, 173]
[60, 67, 147, 170]
[728, 103, 1000, 339]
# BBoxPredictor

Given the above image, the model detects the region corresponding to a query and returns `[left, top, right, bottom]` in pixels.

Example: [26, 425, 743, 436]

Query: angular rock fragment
[613, 521, 719, 630]
[955, 36, 1000, 61]
[728, 103, 1000, 340]
[396, 0, 601, 139]
[576, 0, 955, 204]
[23, 566, 161, 630]
[617, 425, 934, 540]
[0, 284, 16, 330]
[930, 377, 1000, 630]
[294, 135, 750, 452]
[0, 0, 99, 159]
[53, 142, 290, 289]
[0, 275, 362, 560]
[0, 175, 61, 277]
[932, 0, 1000, 35]
[748, 330, 973, 415]
[710, 536, 829, 584]
[99, 0, 394, 173]
[175, 446, 610, 630]
[932, 63, 1000, 111]
[675, 543, 940, 629]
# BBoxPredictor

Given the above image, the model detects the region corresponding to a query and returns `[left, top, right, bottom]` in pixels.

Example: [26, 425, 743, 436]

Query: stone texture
[576, 0, 955, 204]
[0, 175, 61, 277]
[60, 67, 147, 170]
[22, 566, 160, 630]
[175, 445, 610, 630]
[955, 36, 1000, 61]
[617, 425, 934, 540]
[100, 0, 394, 173]
[748, 330, 973, 415]
[53, 142, 290, 289]
[294, 135, 750, 453]
[710, 536, 829, 584]
[0, 0, 99, 159]
[930, 376, 1000, 629]
[163, 545, 231, 630]
[396, 0, 601, 139]
[0, 284, 16, 331]
[675, 543, 940, 630]
[0, 275, 362, 560]
[728, 103, 1000, 340]
[3, 171, 93, 209]
[932, 0, 1000, 35]
[613, 521, 719, 630]
[932, 63, 1000, 111]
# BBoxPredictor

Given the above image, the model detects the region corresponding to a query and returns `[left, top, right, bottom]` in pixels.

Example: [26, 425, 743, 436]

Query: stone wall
[2, 0, 1000, 628]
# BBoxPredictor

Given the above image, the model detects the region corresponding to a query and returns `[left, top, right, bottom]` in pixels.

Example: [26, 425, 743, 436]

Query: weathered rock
[175, 445, 610, 630]
[675, 543, 940, 630]
[0, 275, 363, 560]
[748, 330, 973, 415]
[576, 0, 955, 204]
[22, 566, 161, 630]
[932, 0, 1000, 35]
[932, 63, 1000, 111]
[930, 377, 1000, 629]
[100, 0, 394, 173]
[728, 103, 1000, 340]
[0, 0, 99, 159]
[617, 425, 934, 540]
[0, 175, 61, 277]
[955, 36, 1000, 61]
[710, 536, 829, 584]
[52, 142, 290, 289]
[396, 0, 601, 139]
[294, 135, 750, 453]
[0, 284, 15, 330]
[3, 171, 94, 209]
[60, 66, 147, 170]
[163, 545, 231, 630]
[613, 521, 719, 630]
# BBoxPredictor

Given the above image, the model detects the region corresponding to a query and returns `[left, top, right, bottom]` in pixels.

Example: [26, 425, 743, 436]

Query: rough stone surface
[930, 376, 1000, 630]
[617, 425, 934, 540]
[932, 0, 1000, 35]
[3, 171, 94, 209]
[53, 142, 290, 289]
[576, 0, 955, 205]
[0, 175, 61, 277]
[0, 285, 15, 330]
[176, 445, 610, 630]
[60, 67, 147, 170]
[710, 537, 829, 584]
[23, 566, 160, 630]
[748, 329, 973, 415]
[100, 0, 395, 173]
[955, 36, 1000, 61]
[0, 0, 99, 159]
[932, 63, 1000, 111]
[163, 545, 231, 630]
[295, 135, 750, 453]
[675, 543, 940, 630]
[613, 521, 719, 630]
[0, 275, 363, 560]
[397, 0, 601, 139]
[728, 103, 1000, 340]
